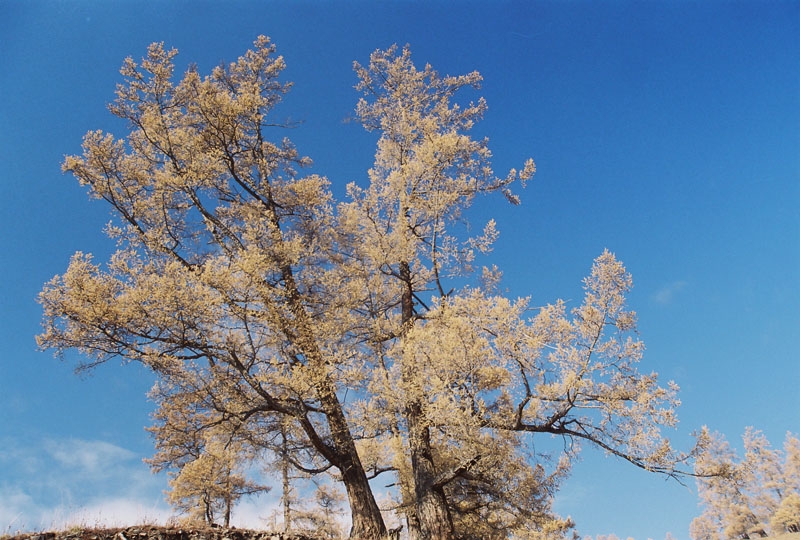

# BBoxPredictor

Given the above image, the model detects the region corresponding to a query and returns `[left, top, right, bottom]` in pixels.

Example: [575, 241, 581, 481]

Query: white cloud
[230, 494, 280, 529]
[652, 281, 687, 305]
[0, 437, 169, 533]
[0, 436, 298, 533]
[0, 487, 41, 535]
[43, 439, 136, 475]
[0, 441, 44, 477]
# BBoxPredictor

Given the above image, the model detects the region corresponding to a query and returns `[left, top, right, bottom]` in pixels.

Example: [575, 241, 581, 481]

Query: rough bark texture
[408, 409, 455, 540]
[305, 366, 386, 539]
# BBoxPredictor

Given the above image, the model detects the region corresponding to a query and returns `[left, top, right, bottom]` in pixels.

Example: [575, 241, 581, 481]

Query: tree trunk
[224, 496, 231, 528]
[204, 493, 213, 526]
[339, 456, 388, 539]
[399, 261, 456, 540]
[408, 404, 455, 540]
[281, 425, 291, 532]
[403, 496, 422, 540]
[316, 377, 387, 539]
[280, 263, 387, 539]
[224, 469, 232, 528]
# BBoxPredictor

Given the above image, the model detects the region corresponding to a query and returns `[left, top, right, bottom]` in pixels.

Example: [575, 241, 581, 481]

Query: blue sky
[1, 1, 798, 538]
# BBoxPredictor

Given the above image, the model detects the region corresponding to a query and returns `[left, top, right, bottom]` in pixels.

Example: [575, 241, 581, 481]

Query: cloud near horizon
[0, 437, 170, 533]
[0, 437, 293, 533]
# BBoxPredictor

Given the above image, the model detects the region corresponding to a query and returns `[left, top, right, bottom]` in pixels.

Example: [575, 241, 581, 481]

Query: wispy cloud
[652, 281, 687, 305]
[43, 439, 136, 476]
[0, 437, 169, 533]
[230, 495, 281, 529]
[0, 437, 289, 533]
[0, 487, 40, 534]
[47, 498, 172, 530]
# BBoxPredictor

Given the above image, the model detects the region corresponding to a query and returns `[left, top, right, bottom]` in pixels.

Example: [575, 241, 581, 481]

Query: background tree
[165, 431, 269, 527]
[292, 483, 347, 540]
[692, 428, 800, 538]
[146, 382, 272, 527]
[770, 492, 800, 533]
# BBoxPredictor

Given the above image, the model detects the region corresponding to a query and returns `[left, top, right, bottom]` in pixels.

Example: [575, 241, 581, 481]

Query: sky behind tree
[1, 2, 798, 538]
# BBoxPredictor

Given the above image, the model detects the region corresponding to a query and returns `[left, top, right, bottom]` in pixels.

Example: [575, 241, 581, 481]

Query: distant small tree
[770, 491, 800, 533]
[294, 483, 347, 539]
[165, 430, 269, 527]
[692, 429, 800, 538]
[266, 419, 328, 533]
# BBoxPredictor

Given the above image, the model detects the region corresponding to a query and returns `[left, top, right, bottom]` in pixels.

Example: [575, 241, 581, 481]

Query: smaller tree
[770, 491, 800, 533]
[266, 419, 332, 533]
[166, 432, 270, 527]
[692, 429, 800, 539]
[288, 483, 347, 539]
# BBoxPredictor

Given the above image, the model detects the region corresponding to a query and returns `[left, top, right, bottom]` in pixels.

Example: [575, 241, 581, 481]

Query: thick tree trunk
[399, 262, 456, 540]
[315, 377, 387, 539]
[280, 263, 387, 539]
[408, 404, 455, 540]
[339, 454, 389, 539]
[403, 494, 422, 540]
[406, 518, 421, 540]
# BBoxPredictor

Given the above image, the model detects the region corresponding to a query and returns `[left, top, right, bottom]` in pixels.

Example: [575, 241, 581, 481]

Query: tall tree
[344, 44, 535, 539]
[345, 46, 703, 539]
[40, 37, 712, 540]
[38, 37, 385, 538]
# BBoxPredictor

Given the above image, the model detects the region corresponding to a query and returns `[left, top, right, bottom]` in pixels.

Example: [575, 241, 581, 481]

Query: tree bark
[408, 405, 455, 540]
[399, 261, 456, 540]
[278, 250, 387, 539]
[313, 374, 387, 539]
[280, 425, 291, 532]
[405, 515, 422, 540]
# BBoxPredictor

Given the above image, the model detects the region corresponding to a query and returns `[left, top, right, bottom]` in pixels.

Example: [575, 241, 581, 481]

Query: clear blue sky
[1, 1, 798, 538]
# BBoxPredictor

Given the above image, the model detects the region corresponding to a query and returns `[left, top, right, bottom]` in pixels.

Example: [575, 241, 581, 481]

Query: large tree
[38, 37, 386, 538]
[343, 47, 705, 539]
[40, 38, 708, 539]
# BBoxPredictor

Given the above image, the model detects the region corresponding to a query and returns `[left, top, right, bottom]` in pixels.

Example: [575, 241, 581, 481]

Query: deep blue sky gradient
[1, 2, 798, 538]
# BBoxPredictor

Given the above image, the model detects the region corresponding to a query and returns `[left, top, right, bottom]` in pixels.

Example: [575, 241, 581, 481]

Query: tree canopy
[39, 37, 709, 539]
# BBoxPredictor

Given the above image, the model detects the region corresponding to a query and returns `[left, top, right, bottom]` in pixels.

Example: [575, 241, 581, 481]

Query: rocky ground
[3, 526, 318, 540]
